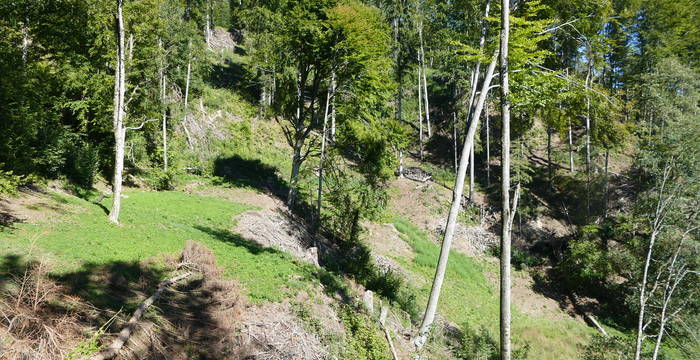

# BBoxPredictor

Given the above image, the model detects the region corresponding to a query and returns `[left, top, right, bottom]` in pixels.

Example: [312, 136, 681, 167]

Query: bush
[65, 140, 99, 189]
[0, 167, 25, 195]
[455, 325, 530, 360]
[579, 335, 632, 360]
[339, 306, 391, 360]
[147, 169, 178, 191]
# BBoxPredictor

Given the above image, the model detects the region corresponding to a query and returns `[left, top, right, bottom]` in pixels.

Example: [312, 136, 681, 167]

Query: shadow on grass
[213, 154, 317, 223]
[194, 225, 281, 256]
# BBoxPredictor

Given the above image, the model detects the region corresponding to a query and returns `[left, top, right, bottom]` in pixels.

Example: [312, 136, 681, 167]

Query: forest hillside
[1, 0, 698, 359]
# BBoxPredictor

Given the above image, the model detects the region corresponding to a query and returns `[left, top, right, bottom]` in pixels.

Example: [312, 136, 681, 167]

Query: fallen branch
[90, 271, 193, 360]
[379, 306, 399, 360]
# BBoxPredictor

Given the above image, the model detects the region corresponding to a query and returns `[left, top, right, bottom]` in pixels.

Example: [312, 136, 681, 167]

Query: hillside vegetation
[2, 0, 699, 359]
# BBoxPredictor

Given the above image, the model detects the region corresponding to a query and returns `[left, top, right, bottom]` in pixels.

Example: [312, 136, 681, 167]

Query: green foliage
[579, 335, 633, 360]
[456, 324, 530, 360]
[339, 305, 391, 360]
[0, 167, 26, 195]
[146, 169, 178, 191]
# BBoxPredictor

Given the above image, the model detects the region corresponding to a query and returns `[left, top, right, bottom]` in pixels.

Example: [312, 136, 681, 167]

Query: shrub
[455, 325, 530, 360]
[339, 306, 391, 360]
[65, 140, 99, 189]
[0, 168, 24, 195]
[147, 169, 178, 191]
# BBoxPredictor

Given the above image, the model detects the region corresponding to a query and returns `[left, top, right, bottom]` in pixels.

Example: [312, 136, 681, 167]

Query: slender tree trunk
[585, 60, 592, 215]
[464, 0, 491, 128]
[316, 83, 332, 231]
[635, 167, 672, 360]
[453, 112, 458, 173]
[399, 151, 404, 178]
[159, 39, 168, 172]
[418, 23, 431, 138]
[568, 119, 575, 173]
[486, 101, 490, 187]
[330, 74, 336, 141]
[499, 0, 512, 357]
[547, 127, 553, 186]
[109, 0, 126, 224]
[21, 12, 29, 62]
[205, 0, 211, 47]
[603, 150, 609, 219]
[287, 143, 302, 207]
[417, 67, 424, 161]
[469, 141, 475, 202]
[414, 51, 499, 350]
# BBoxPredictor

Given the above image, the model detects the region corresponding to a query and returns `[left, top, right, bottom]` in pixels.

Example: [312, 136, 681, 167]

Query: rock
[363, 290, 374, 314]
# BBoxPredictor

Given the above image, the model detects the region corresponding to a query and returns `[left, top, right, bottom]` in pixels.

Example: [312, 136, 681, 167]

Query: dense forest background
[0, 0, 698, 359]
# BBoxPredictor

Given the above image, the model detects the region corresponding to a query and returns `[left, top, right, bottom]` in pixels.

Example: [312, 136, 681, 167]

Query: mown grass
[389, 217, 596, 360]
[0, 190, 318, 303]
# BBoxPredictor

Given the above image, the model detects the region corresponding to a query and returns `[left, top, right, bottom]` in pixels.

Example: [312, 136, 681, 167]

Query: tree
[498, 0, 513, 358]
[109, 0, 127, 224]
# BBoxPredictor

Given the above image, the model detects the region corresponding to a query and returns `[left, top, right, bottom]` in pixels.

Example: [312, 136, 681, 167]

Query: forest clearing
[1, 0, 698, 359]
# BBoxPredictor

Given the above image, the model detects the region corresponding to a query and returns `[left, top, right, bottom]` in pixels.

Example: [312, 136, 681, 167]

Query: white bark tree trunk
[634, 166, 673, 360]
[499, 0, 512, 357]
[316, 83, 332, 230]
[109, 0, 127, 224]
[417, 67, 424, 161]
[414, 51, 499, 350]
[568, 119, 575, 173]
[418, 23, 431, 138]
[486, 100, 490, 187]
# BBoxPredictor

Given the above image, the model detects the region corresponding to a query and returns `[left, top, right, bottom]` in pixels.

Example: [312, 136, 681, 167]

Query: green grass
[0, 189, 318, 303]
[389, 217, 596, 360]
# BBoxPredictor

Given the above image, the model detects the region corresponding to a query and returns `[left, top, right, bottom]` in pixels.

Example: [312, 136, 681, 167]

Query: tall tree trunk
[486, 100, 490, 187]
[316, 83, 332, 231]
[635, 167, 672, 360]
[568, 119, 575, 173]
[453, 112, 458, 173]
[499, 0, 512, 357]
[417, 67, 424, 161]
[585, 59, 592, 215]
[159, 39, 168, 172]
[109, 0, 127, 224]
[418, 22, 431, 138]
[603, 150, 609, 219]
[547, 127, 553, 187]
[21, 12, 29, 62]
[330, 74, 336, 141]
[287, 143, 302, 207]
[469, 141, 475, 202]
[464, 0, 491, 128]
[414, 51, 499, 350]
[205, 0, 211, 47]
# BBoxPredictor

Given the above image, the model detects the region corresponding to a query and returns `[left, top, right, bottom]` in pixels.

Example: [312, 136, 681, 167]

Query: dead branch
[90, 271, 193, 360]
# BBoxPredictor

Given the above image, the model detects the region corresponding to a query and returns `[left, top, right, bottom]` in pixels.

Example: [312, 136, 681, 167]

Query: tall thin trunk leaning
[109, 0, 127, 224]
[585, 59, 592, 215]
[418, 23, 431, 138]
[464, 0, 491, 126]
[499, 0, 512, 357]
[414, 51, 499, 350]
